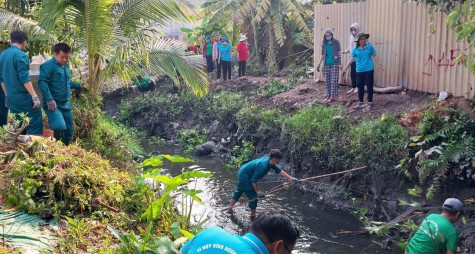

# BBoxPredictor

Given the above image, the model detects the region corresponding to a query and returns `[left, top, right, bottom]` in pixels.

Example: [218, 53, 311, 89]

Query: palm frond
[114, 0, 196, 35]
[148, 38, 209, 96]
[0, 8, 55, 41]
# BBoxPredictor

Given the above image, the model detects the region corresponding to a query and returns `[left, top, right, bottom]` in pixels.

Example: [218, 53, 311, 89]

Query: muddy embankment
[102, 76, 475, 253]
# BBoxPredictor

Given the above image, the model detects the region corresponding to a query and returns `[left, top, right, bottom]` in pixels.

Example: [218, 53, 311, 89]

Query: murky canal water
[147, 143, 401, 254]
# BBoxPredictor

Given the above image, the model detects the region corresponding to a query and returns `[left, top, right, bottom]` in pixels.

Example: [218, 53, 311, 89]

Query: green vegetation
[399, 105, 475, 199]
[177, 129, 207, 154]
[285, 105, 408, 172]
[2, 139, 133, 218]
[72, 95, 145, 168]
[226, 141, 255, 169]
[255, 79, 294, 98]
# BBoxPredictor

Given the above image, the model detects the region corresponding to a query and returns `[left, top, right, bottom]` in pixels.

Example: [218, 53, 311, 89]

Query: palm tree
[203, 0, 310, 71]
[36, 0, 209, 96]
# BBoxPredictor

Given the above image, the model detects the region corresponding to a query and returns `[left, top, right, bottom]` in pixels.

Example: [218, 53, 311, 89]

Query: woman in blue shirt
[343, 32, 383, 108]
[218, 37, 232, 80]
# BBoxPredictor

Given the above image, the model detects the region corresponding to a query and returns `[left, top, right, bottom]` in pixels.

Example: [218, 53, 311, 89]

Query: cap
[355, 32, 370, 42]
[324, 28, 332, 35]
[443, 198, 463, 212]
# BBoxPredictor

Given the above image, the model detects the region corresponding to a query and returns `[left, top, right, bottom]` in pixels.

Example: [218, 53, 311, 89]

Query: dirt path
[211, 76, 433, 118]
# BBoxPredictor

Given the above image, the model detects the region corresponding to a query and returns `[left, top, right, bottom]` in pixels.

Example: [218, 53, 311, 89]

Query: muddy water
[148, 143, 401, 254]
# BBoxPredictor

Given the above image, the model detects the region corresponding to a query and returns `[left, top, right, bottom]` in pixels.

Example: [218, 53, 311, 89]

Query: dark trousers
[0, 95, 7, 126]
[350, 62, 357, 88]
[356, 70, 374, 103]
[206, 55, 214, 73]
[238, 61, 246, 77]
[222, 60, 231, 80]
[216, 60, 222, 79]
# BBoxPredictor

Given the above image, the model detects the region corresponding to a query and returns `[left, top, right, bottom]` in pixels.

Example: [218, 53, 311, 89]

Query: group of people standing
[0, 30, 82, 145]
[202, 34, 249, 81]
[317, 23, 383, 108]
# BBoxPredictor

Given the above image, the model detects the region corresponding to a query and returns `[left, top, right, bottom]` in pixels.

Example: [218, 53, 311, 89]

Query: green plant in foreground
[65, 216, 92, 247]
[2, 139, 132, 218]
[109, 155, 212, 253]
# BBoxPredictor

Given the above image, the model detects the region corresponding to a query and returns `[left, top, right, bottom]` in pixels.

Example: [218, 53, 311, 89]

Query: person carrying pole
[226, 149, 298, 219]
[0, 30, 42, 134]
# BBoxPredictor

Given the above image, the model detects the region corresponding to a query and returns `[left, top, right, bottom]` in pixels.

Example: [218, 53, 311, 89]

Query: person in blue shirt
[179, 209, 300, 254]
[38, 43, 82, 145]
[342, 32, 383, 109]
[226, 149, 298, 219]
[0, 31, 42, 133]
[218, 37, 232, 81]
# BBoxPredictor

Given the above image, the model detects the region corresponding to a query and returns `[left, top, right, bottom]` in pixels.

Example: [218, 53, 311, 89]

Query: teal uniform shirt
[38, 57, 81, 109]
[181, 227, 270, 254]
[0, 45, 43, 134]
[237, 156, 282, 190]
[0, 45, 33, 112]
[38, 57, 80, 145]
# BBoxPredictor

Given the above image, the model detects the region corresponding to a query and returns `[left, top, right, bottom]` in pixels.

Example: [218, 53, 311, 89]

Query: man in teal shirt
[406, 198, 463, 254]
[38, 43, 82, 145]
[179, 210, 300, 254]
[226, 149, 298, 219]
[0, 31, 42, 133]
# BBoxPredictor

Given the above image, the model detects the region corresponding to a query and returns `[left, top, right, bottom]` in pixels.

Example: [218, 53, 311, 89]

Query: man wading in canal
[226, 149, 299, 219]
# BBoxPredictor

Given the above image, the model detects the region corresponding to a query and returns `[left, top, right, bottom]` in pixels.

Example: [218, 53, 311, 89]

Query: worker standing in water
[226, 149, 299, 219]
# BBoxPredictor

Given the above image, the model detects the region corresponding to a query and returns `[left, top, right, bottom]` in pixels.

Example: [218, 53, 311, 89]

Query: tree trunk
[267, 24, 277, 74]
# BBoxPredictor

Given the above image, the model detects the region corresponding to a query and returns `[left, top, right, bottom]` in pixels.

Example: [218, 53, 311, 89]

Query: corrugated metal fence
[314, 0, 474, 97]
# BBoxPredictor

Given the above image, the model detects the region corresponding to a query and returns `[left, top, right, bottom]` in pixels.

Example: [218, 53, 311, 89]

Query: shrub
[177, 129, 207, 154]
[2, 139, 133, 218]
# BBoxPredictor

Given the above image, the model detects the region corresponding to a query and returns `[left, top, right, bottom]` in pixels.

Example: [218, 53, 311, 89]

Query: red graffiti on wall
[422, 49, 467, 76]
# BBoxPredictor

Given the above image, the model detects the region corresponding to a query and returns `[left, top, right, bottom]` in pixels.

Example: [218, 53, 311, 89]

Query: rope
[224, 166, 368, 212]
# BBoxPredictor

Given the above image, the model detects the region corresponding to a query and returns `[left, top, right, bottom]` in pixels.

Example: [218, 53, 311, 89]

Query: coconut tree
[37, 0, 209, 96]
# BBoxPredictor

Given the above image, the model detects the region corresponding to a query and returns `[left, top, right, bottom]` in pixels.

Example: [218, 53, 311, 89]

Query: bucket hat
[221, 37, 229, 42]
[354, 32, 370, 42]
[239, 35, 248, 41]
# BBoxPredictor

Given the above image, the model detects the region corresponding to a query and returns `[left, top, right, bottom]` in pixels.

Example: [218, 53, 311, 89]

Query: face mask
[223, 42, 227, 45]
[352, 30, 357, 35]
[325, 36, 332, 41]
